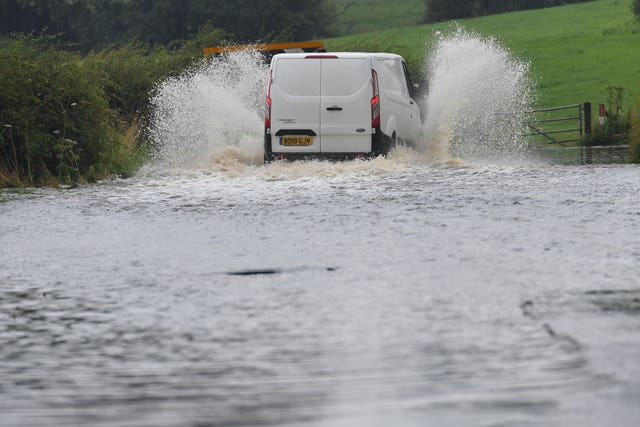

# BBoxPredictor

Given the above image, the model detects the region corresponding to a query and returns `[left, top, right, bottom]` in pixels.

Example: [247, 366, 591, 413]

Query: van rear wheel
[372, 128, 393, 157]
[380, 132, 395, 156]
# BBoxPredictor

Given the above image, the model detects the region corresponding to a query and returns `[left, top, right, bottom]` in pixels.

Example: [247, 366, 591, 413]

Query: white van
[264, 52, 422, 161]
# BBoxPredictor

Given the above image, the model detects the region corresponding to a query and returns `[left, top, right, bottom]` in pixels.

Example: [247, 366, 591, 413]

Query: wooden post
[583, 102, 592, 135]
[583, 102, 592, 164]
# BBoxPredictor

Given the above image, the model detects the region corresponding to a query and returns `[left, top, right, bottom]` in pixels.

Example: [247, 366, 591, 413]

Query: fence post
[583, 102, 592, 164]
[583, 102, 592, 135]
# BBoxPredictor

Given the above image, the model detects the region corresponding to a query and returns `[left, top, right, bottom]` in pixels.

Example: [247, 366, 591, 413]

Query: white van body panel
[266, 52, 422, 158]
[270, 58, 321, 153]
[374, 56, 422, 145]
[319, 57, 372, 153]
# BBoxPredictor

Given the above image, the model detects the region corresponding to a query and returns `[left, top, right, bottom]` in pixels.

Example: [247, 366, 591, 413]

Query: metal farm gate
[526, 103, 591, 145]
[527, 102, 629, 164]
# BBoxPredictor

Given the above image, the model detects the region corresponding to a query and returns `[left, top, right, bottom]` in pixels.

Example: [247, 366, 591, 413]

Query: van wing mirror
[409, 82, 421, 99]
[411, 80, 428, 98]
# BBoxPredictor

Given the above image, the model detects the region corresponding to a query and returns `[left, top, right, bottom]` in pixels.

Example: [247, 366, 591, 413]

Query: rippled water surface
[2, 160, 640, 426]
[2, 30, 639, 427]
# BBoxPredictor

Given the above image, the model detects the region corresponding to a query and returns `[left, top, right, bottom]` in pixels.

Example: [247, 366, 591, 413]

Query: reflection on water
[533, 145, 631, 165]
[1, 161, 639, 426]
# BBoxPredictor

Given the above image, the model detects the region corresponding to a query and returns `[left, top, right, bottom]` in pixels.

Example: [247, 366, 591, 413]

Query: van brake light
[304, 55, 338, 59]
[265, 70, 272, 128]
[371, 69, 380, 128]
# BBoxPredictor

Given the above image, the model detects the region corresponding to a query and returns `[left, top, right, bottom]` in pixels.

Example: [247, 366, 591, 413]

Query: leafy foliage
[0, 22, 237, 187]
[0, 0, 336, 51]
[634, 0, 640, 20]
[83, 27, 226, 119]
[0, 26, 231, 186]
[583, 116, 631, 147]
[583, 87, 631, 147]
[0, 33, 109, 184]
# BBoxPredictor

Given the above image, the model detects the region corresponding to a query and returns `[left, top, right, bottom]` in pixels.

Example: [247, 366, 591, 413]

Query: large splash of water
[422, 28, 533, 163]
[148, 50, 268, 169]
[146, 30, 533, 175]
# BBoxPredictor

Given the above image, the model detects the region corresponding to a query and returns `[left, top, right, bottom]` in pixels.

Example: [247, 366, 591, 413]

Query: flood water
[2, 31, 640, 426]
[2, 159, 640, 427]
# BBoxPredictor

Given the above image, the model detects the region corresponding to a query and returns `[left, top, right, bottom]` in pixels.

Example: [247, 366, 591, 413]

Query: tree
[1, 0, 336, 51]
[0, 0, 48, 33]
[634, 0, 640, 20]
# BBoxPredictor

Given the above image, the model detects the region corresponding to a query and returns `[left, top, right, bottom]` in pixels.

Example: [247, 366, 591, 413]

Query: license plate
[281, 136, 313, 146]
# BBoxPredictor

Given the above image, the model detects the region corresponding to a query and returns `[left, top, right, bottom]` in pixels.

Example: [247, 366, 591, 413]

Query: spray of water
[421, 28, 534, 163]
[147, 50, 268, 170]
[145, 29, 533, 175]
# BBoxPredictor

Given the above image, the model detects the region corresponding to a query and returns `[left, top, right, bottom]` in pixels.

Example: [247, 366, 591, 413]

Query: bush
[583, 116, 631, 146]
[0, 33, 110, 185]
[582, 86, 631, 147]
[0, 28, 228, 186]
[0, 33, 147, 186]
[83, 26, 227, 124]
[634, 0, 640, 20]
[630, 101, 640, 163]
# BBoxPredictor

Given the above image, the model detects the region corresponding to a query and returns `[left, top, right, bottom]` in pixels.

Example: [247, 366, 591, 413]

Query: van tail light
[371, 69, 380, 128]
[265, 70, 272, 129]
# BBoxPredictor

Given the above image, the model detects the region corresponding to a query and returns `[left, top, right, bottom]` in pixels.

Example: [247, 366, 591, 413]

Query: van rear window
[321, 59, 369, 96]
[274, 59, 320, 96]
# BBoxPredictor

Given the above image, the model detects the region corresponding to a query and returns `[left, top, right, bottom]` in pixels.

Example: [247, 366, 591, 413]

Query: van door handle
[326, 106, 343, 111]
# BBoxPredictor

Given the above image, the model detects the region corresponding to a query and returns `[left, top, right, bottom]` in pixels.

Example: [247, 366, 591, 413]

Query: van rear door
[270, 58, 321, 153]
[320, 57, 373, 153]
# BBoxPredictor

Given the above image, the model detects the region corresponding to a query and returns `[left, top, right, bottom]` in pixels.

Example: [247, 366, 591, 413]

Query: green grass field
[332, 0, 425, 35]
[327, 0, 640, 109]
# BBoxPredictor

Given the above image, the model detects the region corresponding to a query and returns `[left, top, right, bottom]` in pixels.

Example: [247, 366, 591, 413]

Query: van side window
[378, 59, 402, 95]
[401, 62, 415, 99]
[390, 59, 410, 98]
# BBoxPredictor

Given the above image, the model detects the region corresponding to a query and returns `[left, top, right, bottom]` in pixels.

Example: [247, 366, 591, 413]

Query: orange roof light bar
[204, 40, 324, 56]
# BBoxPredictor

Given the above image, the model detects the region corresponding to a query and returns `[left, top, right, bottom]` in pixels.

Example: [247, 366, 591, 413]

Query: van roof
[271, 52, 404, 61]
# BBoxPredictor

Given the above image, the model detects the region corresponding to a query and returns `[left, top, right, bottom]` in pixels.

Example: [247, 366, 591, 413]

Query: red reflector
[305, 55, 338, 59]
[355, 154, 365, 159]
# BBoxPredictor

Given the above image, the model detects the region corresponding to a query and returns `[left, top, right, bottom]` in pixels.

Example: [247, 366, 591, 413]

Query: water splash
[421, 28, 534, 163]
[147, 50, 268, 169]
[146, 31, 533, 175]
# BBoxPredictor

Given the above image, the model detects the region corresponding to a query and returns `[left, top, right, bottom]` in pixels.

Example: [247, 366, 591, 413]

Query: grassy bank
[332, 0, 425, 35]
[327, 0, 639, 109]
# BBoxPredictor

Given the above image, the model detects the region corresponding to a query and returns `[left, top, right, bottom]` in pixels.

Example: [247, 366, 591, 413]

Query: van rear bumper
[264, 152, 377, 162]
[264, 127, 392, 163]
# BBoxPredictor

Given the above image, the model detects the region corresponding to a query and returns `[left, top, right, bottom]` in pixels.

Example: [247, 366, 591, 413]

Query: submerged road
[1, 160, 639, 426]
